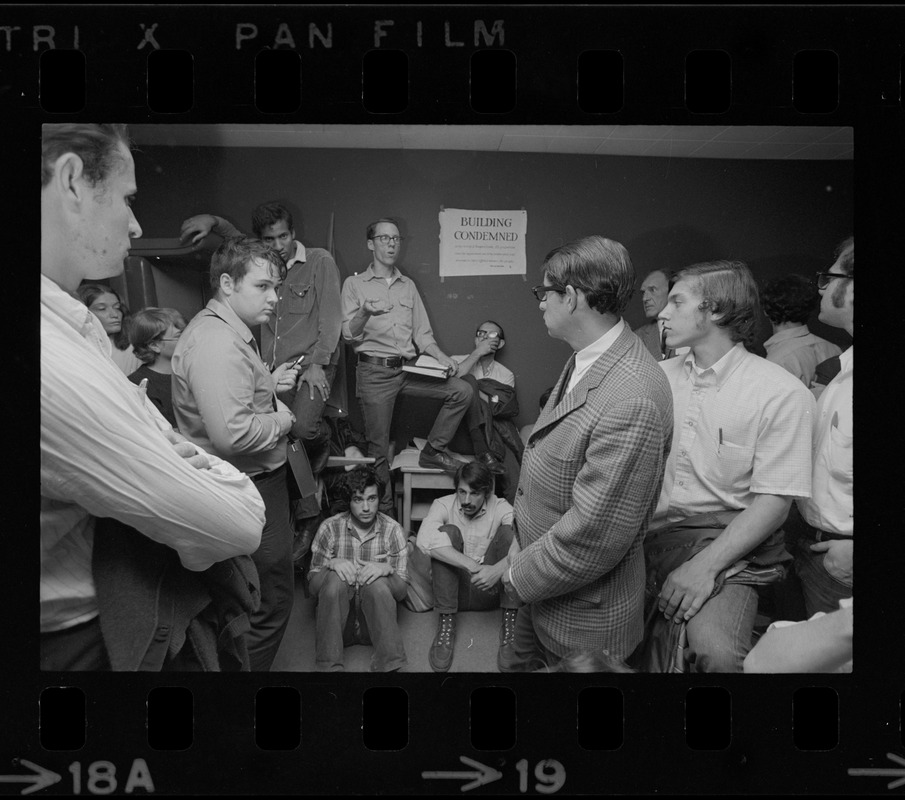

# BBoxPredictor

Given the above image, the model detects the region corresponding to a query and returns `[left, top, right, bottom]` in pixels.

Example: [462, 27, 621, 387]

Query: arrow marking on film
[849, 752, 905, 790]
[0, 759, 62, 795]
[422, 755, 503, 792]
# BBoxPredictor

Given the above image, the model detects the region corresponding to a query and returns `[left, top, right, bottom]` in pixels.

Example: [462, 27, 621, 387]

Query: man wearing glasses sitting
[342, 218, 473, 514]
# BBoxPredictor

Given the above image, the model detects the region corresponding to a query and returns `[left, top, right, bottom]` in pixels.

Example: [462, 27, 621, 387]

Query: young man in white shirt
[645, 260, 815, 673]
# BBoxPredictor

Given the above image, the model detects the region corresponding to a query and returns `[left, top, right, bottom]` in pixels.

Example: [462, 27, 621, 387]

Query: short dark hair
[366, 218, 400, 239]
[338, 466, 384, 507]
[677, 260, 760, 346]
[209, 236, 286, 292]
[251, 202, 293, 238]
[76, 282, 132, 351]
[455, 461, 495, 499]
[42, 124, 130, 189]
[478, 319, 505, 339]
[761, 274, 819, 325]
[129, 307, 187, 364]
[542, 235, 635, 316]
[834, 236, 854, 277]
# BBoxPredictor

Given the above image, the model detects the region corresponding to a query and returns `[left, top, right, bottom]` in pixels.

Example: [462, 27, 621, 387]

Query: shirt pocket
[286, 283, 315, 315]
[709, 437, 754, 490]
[826, 425, 853, 483]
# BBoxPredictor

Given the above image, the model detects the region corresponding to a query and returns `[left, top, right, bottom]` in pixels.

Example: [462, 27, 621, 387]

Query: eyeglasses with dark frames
[370, 234, 405, 245]
[531, 283, 568, 302]
[475, 330, 501, 340]
[815, 271, 851, 290]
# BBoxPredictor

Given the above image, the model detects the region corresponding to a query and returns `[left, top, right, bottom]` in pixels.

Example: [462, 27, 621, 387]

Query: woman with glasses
[127, 307, 187, 429]
[77, 283, 142, 376]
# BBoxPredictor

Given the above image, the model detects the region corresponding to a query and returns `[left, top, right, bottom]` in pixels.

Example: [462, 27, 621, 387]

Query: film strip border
[5, 3, 905, 796]
[1, 5, 902, 121]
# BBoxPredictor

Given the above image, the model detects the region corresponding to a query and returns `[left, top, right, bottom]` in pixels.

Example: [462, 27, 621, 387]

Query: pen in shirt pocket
[718, 427, 723, 454]
[831, 411, 839, 429]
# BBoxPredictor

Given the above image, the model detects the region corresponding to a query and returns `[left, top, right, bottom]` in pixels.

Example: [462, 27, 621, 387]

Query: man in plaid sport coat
[500, 235, 674, 669]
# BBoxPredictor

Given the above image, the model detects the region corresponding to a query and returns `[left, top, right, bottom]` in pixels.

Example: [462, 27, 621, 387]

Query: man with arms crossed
[172, 237, 302, 671]
[647, 260, 814, 672]
[342, 218, 473, 511]
[308, 467, 409, 672]
[181, 203, 342, 474]
[416, 461, 519, 672]
[498, 235, 674, 670]
[784, 238, 853, 616]
[41, 124, 265, 670]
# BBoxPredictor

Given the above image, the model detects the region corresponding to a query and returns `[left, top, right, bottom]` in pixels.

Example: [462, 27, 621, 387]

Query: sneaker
[477, 451, 507, 476]
[428, 613, 457, 672]
[497, 608, 519, 672]
[418, 447, 461, 474]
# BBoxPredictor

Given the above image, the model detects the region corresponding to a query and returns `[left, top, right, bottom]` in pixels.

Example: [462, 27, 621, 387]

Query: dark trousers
[431, 524, 519, 614]
[355, 360, 473, 510]
[247, 466, 295, 671]
[309, 570, 408, 672]
[40, 617, 111, 671]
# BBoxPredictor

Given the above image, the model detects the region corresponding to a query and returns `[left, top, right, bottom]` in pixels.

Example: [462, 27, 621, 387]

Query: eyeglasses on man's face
[370, 235, 404, 245]
[475, 330, 501, 340]
[815, 271, 850, 290]
[531, 283, 567, 302]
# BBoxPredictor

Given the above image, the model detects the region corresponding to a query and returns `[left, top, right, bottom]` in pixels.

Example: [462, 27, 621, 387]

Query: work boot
[497, 608, 519, 672]
[476, 451, 507, 476]
[428, 613, 457, 672]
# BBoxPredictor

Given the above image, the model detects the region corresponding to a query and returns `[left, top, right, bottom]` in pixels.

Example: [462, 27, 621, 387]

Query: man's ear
[55, 152, 88, 210]
[366, 238, 375, 253]
[219, 272, 234, 296]
[495, 338, 505, 351]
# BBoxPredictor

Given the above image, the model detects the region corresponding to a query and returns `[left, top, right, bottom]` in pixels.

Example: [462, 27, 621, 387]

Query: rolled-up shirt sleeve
[415, 497, 454, 551]
[410, 289, 437, 354]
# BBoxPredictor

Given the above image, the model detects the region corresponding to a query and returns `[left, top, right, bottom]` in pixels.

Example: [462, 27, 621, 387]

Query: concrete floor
[271, 573, 504, 672]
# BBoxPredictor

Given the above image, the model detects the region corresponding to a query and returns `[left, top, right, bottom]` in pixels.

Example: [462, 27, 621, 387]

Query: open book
[401, 354, 449, 379]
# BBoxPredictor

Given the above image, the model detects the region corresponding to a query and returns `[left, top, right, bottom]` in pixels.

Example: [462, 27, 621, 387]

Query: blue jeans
[309, 570, 408, 672]
[793, 540, 853, 617]
[431, 523, 520, 614]
[684, 583, 758, 673]
[355, 361, 473, 510]
[247, 467, 295, 672]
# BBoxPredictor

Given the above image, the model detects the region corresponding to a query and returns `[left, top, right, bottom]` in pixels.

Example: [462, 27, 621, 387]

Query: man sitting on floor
[416, 461, 520, 672]
[308, 466, 409, 672]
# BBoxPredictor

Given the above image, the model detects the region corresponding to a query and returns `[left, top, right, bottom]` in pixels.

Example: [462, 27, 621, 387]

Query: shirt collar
[206, 297, 256, 346]
[41, 274, 111, 345]
[286, 240, 306, 270]
[682, 341, 747, 388]
[839, 344, 853, 373]
[763, 325, 809, 346]
[344, 512, 382, 541]
[574, 318, 626, 372]
[361, 264, 404, 283]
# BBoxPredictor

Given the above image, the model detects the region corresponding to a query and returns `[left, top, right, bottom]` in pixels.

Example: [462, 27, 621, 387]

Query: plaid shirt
[309, 511, 409, 583]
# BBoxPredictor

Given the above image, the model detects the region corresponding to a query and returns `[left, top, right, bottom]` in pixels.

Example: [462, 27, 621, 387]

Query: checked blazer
[509, 325, 674, 660]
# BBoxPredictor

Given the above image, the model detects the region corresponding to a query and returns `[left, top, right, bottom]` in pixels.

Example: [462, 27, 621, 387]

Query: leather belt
[359, 353, 405, 369]
[251, 464, 286, 483]
[802, 527, 851, 543]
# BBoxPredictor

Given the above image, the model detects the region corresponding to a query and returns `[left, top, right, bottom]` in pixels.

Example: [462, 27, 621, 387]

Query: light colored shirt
[172, 298, 293, 477]
[569, 319, 625, 392]
[652, 342, 814, 526]
[109, 343, 142, 376]
[416, 493, 514, 562]
[763, 325, 842, 387]
[452, 355, 515, 387]
[341, 265, 437, 358]
[41, 276, 265, 632]
[261, 240, 343, 368]
[309, 511, 409, 583]
[797, 346, 852, 535]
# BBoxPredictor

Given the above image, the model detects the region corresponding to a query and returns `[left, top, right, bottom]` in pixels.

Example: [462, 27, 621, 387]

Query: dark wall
[132, 144, 853, 426]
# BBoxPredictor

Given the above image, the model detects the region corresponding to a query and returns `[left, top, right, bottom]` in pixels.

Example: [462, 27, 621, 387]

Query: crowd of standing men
[40, 124, 852, 673]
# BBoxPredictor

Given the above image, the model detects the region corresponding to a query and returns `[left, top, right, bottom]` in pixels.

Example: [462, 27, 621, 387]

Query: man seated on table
[416, 461, 520, 672]
[307, 466, 409, 672]
[452, 320, 518, 477]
